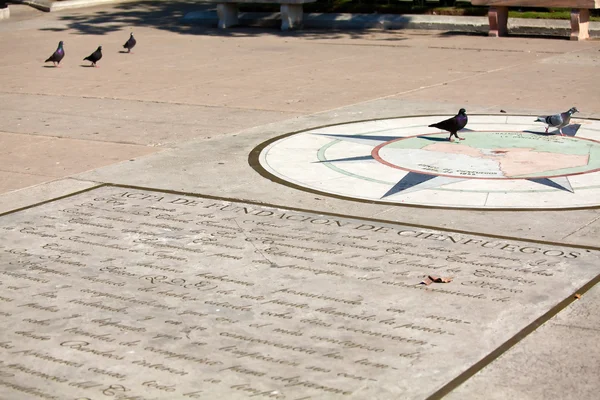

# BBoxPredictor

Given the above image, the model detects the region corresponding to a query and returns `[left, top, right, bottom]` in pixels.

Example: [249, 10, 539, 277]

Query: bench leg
[280, 4, 304, 31]
[0, 5, 9, 20]
[570, 9, 590, 41]
[488, 6, 508, 37]
[217, 3, 238, 29]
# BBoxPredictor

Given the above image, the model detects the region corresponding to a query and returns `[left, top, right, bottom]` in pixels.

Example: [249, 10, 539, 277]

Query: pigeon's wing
[46, 48, 62, 62]
[558, 111, 573, 126]
[55, 50, 64, 63]
[429, 116, 451, 128]
[537, 113, 563, 127]
[429, 116, 458, 132]
[547, 113, 564, 127]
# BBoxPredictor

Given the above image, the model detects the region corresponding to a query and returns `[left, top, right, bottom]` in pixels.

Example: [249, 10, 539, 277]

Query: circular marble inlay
[251, 115, 600, 209]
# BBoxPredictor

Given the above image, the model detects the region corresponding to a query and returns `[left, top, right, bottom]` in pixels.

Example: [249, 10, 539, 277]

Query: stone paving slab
[446, 283, 600, 400]
[0, 130, 158, 192]
[0, 178, 100, 214]
[0, 185, 598, 400]
[0, 93, 296, 146]
[0, 170, 56, 193]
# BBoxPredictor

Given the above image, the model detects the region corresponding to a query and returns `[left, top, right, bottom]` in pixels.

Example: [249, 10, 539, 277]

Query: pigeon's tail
[45, 56, 52, 62]
[535, 117, 547, 123]
[83, 56, 91, 61]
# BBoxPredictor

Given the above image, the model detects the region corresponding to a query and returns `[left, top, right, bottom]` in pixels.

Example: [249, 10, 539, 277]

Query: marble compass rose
[251, 115, 600, 209]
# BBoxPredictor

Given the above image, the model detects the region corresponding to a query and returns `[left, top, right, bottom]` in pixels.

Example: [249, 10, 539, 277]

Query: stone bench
[471, 0, 600, 40]
[202, 0, 316, 31]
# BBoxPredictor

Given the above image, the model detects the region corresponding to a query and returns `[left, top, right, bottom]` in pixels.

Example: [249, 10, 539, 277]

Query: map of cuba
[377, 132, 600, 179]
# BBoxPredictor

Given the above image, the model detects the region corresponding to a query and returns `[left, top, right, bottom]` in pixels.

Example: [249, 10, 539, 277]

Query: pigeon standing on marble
[83, 46, 102, 67]
[123, 33, 136, 53]
[428, 108, 468, 141]
[45, 41, 65, 67]
[535, 107, 579, 136]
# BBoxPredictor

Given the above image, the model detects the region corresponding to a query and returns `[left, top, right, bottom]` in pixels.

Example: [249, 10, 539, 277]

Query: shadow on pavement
[438, 30, 569, 40]
[38, 0, 408, 40]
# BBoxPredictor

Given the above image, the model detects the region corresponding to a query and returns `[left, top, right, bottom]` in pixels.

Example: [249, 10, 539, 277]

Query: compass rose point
[313, 133, 402, 146]
[314, 155, 375, 164]
[527, 177, 574, 193]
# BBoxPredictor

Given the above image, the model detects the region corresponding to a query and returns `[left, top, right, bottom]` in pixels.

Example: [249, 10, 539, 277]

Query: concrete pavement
[1, 2, 600, 398]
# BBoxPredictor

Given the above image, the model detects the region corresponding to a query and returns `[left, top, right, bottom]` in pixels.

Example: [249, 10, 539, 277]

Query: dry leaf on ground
[420, 275, 453, 285]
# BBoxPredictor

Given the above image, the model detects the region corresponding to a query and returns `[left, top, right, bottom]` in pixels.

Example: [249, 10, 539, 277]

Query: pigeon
[535, 107, 579, 136]
[123, 32, 136, 53]
[83, 46, 102, 67]
[45, 41, 65, 67]
[428, 108, 468, 141]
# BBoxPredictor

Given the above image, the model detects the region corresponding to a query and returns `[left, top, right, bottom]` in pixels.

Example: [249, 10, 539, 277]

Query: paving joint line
[0, 91, 302, 114]
[0, 129, 151, 146]
[561, 213, 600, 240]
[0, 168, 56, 178]
[426, 272, 600, 399]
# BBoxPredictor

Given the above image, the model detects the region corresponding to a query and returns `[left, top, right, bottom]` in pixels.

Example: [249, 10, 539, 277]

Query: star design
[313, 126, 582, 199]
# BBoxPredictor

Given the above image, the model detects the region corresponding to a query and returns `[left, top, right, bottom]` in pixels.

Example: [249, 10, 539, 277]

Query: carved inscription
[0, 187, 598, 399]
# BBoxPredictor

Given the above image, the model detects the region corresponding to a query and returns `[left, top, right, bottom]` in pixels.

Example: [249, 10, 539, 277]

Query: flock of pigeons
[44, 32, 577, 142]
[429, 107, 579, 142]
[44, 33, 136, 67]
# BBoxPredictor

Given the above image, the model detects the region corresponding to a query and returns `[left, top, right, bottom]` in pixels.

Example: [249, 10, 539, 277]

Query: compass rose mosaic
[251, 115, 600, 209]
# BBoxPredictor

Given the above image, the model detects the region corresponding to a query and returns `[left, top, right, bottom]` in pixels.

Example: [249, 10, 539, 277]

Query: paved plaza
[0, 2, 599, 399]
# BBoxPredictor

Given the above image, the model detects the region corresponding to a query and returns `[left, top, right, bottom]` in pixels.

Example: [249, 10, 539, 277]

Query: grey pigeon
[428, 108, 468, 141]
[83, 46, 102, 67]
[535, 107, 579, 136]
[123, 33, 136, 53]
[45, 41, 65, 67]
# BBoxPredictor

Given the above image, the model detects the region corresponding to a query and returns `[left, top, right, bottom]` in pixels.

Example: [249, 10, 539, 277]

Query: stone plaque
[0, 186, 598, 400]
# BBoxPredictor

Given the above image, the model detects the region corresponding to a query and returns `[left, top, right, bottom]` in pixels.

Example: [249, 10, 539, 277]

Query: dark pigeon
[45, 41, 65, 67]
[123, 33, 136, 53]
[84, 46, 102, 67]
[428, 108, 468, 141]
[535, 107, 578, 136]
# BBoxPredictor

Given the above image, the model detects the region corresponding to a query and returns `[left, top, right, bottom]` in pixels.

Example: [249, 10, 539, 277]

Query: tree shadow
[39, 1, 211, 35]
[438, 30, 570, 40]
[37, 0, 408, 40]
[437, 30, 487, 37]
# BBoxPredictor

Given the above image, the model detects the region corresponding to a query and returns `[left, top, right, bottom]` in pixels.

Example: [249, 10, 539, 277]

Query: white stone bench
[202, 0, 316, 30]
[471, 0, 600, 40]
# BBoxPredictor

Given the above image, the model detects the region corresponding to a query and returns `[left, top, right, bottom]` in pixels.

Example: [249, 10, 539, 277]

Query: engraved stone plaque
[0, 186, 598, 399]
